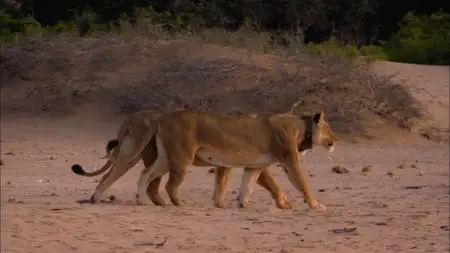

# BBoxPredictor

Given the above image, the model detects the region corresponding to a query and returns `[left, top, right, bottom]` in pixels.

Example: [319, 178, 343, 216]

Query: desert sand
[1, 60, 449, 253]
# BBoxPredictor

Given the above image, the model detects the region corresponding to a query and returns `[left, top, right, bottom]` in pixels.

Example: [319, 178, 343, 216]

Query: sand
[1, 61, 449, 253]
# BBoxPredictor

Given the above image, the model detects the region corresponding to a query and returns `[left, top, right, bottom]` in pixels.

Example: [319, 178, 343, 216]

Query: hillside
[2, 33, 447, 142]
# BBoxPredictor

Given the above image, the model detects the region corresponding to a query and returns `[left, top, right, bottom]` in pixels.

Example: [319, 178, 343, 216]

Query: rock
[329, 227, 357, 234]
[386, 171, 394, 177]
[332, 165, 349, 174]
[404, 185, 424, 190]
[361, 165, 372, 173]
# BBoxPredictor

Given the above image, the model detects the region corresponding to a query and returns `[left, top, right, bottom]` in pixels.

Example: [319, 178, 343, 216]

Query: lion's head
[309, 111, 337, 152]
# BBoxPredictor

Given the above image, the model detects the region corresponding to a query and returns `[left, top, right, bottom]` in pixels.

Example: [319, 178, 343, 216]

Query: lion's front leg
[213, 167, 232, 208]
[238, 167, 264, 208]
[281, 147, 326, 211]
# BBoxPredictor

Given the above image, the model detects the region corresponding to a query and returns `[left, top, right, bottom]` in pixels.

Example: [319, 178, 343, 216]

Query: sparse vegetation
[0, 11, 425, 140]
[2, 2, 446, 140]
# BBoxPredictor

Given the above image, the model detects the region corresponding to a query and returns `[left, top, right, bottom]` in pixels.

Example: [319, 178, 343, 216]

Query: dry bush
[0, 30, 424, 139]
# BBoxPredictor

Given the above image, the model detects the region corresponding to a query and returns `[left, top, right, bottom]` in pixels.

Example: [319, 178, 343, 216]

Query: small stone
[404, 185, 424, 190]
[291, 231, 302, 236]
[7, 198, 24, 204]
[318, 189, 325, 192]
[418, 170, 424, 176]
[397, 164, 406, 169]
[0, 160, 3, 166]
[332, 166, 349, 174]
[386, 171, 394, 177]
[329, 227, 357, 234]
[208, 168, 215, 174]
[410, 164, 418, 169]
[361, 165, 372, 173]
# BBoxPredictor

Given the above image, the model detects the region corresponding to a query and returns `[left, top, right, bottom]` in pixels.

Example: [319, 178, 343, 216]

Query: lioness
[71, 109, 313, 209]
[134, 110, 336, 210]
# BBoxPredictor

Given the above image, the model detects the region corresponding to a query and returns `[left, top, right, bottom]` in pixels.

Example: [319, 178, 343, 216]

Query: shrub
[0, 12, 44, 43]
[384, 10, 450, 65]
[360, 45, 388, 60]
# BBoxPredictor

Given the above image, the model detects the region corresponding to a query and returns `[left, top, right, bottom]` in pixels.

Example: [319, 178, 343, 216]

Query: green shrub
[360, 45, 388, 60]
[384, 10, 450, 65]
[307, 37, 361, 62]
[0, 11, 45, 43]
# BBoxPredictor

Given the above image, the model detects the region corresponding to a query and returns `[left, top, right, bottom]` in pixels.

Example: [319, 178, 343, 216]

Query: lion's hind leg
[142, 143, 166, 206]
[165, 162, 190, 206]
[136, 135, 170, 206]
[146, 176, 165, 206]
[90, 157, 140, 203]
[256, 168, 293, 209]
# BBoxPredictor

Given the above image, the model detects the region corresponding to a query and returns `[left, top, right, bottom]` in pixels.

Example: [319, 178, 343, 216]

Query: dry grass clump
[0, 28, 424, 138]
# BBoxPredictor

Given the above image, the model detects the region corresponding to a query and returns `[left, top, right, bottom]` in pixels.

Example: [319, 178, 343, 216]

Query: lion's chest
[196, 148, 276, 168]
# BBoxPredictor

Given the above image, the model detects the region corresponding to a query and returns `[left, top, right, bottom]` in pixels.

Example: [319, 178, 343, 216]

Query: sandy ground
[1, 61, 449, 253]
[374, 61, 449, 134]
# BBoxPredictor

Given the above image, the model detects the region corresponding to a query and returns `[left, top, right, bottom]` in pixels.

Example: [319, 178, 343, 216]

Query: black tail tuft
[106, 139, 120, 152]
[71, 164, 86, 175]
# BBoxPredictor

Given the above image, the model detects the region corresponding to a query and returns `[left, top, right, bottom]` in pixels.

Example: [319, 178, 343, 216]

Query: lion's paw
[311, 201, 327, 211]
[136, 194, 153, 206]
[239, 201, 251, 208]
[277, 201, 293, 210]
[214, 199, 226, 208]
[276, 194, 293, 209]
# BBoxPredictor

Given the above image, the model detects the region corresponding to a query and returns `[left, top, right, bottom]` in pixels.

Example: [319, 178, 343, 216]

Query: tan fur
[135, 110, 337, 210]
[71, 109, 303, 209]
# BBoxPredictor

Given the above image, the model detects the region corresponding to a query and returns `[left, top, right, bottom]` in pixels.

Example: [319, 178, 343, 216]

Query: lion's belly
[196, 148, 276, 168]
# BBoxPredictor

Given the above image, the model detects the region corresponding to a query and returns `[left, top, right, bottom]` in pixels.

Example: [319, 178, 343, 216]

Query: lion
[71, 109, 316, 209]
[133, 109, 337, 210]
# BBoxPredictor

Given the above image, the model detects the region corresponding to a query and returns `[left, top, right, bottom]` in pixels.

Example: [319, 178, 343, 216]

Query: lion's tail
[289, 100, 303, 114]
[71, 160, 112, 177]
[107, 117, 155, 166]
[71, 138, 120, 177]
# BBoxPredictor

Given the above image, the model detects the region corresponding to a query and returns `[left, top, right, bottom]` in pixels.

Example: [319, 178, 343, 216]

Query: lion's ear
[313, 111, 324, 123]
